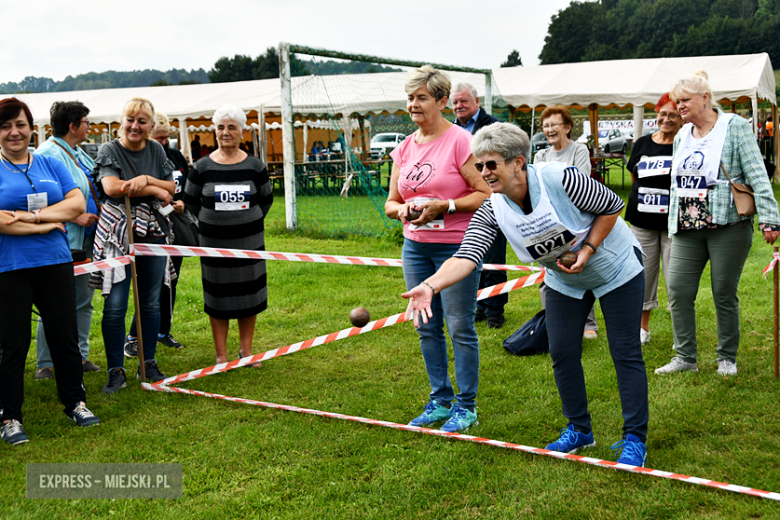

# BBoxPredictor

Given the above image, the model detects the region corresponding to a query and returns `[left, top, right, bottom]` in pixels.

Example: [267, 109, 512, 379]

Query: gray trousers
[668, 222, 753, 364]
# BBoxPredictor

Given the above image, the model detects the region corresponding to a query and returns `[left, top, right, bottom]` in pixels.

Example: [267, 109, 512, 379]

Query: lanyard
[1, 152, 36, 193]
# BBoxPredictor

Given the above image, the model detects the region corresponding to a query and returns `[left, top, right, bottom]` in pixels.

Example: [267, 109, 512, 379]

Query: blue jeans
[102, 252, 166, 371]
[545, 248, 648, 442]
[36, 269, 94, 367]
[402, 239, 481, 411]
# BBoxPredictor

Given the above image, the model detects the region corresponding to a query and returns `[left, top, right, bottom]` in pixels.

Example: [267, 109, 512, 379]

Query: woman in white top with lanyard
[403, 123, 650, 467]
[655, 70, 780, 376]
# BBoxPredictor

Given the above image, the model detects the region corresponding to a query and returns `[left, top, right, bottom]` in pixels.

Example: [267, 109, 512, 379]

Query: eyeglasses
[475, 159, 508, 173]
[657, 112, 680, 121]
[542, 122, 566, 130]
[76, 120, 91, 126]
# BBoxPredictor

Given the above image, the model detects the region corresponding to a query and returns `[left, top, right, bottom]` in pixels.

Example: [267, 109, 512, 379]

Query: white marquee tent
[13, 52, 776, 162]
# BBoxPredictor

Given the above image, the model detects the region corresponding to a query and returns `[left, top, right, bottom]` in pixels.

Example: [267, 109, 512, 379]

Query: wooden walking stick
[775, 245, 779, 379]
[125, 196, 146, 382]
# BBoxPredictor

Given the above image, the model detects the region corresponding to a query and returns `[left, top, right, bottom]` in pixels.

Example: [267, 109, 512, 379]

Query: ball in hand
[558, 251, 577, 268]
[407, 207, 423, 221]
[350, 307, 371, 327]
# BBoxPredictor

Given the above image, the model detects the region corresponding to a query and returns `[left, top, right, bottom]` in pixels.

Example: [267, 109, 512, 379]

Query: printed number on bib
[637, 157, 672, 178]
[521, 225, 576, 262]
[215, 184, 250, 211]
[173, 170, 183, 194]
[676, 175, 708, 198]
[637, 187, 669, 214]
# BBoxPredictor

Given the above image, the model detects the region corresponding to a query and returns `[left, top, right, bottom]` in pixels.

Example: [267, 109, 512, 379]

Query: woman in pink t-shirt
[385, 65, 490, 433]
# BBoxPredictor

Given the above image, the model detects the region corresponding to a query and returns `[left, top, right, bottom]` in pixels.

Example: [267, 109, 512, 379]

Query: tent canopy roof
[13, 53, 775, 126]
[494, 53, 776, 109]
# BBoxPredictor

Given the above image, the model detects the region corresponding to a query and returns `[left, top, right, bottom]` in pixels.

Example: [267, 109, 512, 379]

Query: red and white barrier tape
[142, 383, 780, 502]
[763, 252, 780, 278]
[131, 243, 540, 272]
[151, 270, 545, 387]
[73, 255, 132, 276]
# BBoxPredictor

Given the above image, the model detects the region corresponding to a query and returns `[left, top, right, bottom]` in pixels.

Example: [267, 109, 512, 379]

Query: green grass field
[3, 176, 780, 519]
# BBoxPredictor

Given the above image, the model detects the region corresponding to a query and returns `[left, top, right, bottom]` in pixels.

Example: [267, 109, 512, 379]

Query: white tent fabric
[493, 53, 776, 109]
[12, 53, 774, 127]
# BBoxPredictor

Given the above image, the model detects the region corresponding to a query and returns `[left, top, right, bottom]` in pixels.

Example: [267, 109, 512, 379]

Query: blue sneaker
[611, 434, 647, 467]
[545, 424, 596, 454]
[440, 405, 478, 433]
[408, 401, 452, 427]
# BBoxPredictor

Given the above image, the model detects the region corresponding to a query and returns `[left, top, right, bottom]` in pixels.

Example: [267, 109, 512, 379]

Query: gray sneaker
[1, 419, 29, 445]
[124, 337, 138, 359]
[82, 359, 101, 372]
[655, 357, 699, 375]
[716, 359, 738, 376]
[35, 367, 54, 380]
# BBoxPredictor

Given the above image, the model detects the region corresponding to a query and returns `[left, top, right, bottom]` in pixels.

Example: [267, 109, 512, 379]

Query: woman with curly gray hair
[184, 105, 273, 366]
[403, 122, 650, 467]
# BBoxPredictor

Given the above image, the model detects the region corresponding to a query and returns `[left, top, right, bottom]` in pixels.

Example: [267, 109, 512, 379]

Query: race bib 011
[214, 184, 250, 211]
[637, 187, 670, 214]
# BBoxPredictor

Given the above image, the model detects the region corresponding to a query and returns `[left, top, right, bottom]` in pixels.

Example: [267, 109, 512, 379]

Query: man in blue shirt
[452, 84, 506, 329]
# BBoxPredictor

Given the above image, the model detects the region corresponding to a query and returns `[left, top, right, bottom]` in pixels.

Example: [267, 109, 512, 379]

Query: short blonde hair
[670, 69, 715, 105]
[153, 112, 171, 135]
[404, 65, 451, 101]
[119, 97, 155, 139]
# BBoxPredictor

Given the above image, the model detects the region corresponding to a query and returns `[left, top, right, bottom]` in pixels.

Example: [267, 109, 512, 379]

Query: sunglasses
[475, 158, 508, 173]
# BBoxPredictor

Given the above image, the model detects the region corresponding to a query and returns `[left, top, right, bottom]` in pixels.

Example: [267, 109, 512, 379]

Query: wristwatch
[447, 199, 456, 214]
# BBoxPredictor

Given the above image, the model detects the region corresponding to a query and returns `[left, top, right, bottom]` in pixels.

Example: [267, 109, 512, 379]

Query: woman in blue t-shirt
[0, 98, 100, 446]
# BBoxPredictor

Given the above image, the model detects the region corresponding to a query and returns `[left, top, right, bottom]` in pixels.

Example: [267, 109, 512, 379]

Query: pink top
[391, 125, 475, 244]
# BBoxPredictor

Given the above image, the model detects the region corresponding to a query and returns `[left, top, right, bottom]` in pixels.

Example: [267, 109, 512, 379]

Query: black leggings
[0, 263, 86, 423]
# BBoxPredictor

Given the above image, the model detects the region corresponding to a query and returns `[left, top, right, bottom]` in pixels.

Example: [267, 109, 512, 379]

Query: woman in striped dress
[184, 105, 273, 365]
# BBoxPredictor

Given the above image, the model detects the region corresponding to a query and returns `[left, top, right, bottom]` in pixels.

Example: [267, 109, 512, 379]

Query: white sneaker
[583, 330, 598, 340]
[640, 329, 651, 345]
[716, 359, 737, 376]
[654, 357, 699, 375]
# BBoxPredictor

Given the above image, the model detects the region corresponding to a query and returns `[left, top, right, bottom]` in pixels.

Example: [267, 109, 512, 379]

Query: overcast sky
[1, 0, 573, 83]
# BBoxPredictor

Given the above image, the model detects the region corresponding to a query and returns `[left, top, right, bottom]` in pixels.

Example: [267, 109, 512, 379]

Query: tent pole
[632, 104, 644, 143]
[485, 72, 493, 116]
[258, 106, 267, 162]
[279, 42, 298, 231]
[752, 97, 759, 137]
[179, 120, 192, 164]
[589, 104, 600, 152]
[530, 106, 536, 137]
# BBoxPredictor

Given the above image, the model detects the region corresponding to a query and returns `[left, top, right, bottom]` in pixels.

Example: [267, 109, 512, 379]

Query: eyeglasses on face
[542, 122, 566, 130]
[657, 112, 680, 121]
[475, 158, 508, 173]
[75, 120, 91, 126]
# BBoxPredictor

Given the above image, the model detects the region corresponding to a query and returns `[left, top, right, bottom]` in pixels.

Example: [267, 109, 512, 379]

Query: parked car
[597, 128, 628, 154]
[370, 133, 405, 159]
[531, 132, 551, 154]
[81, 143, 99, 160]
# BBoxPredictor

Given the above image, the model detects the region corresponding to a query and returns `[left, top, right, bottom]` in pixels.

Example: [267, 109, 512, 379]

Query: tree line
[0, 47, 404, 94]
[538, 0, 780, 66]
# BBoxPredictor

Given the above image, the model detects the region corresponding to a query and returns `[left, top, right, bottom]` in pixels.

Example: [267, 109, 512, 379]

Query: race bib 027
[521, 224, 576, 262]
[214, 184, 250, 211]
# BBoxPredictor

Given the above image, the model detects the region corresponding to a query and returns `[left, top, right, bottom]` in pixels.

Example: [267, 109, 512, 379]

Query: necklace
[0, 152, 36, 192]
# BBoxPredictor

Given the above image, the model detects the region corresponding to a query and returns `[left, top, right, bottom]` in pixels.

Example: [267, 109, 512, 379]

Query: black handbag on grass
[503, 310, 549, 356]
